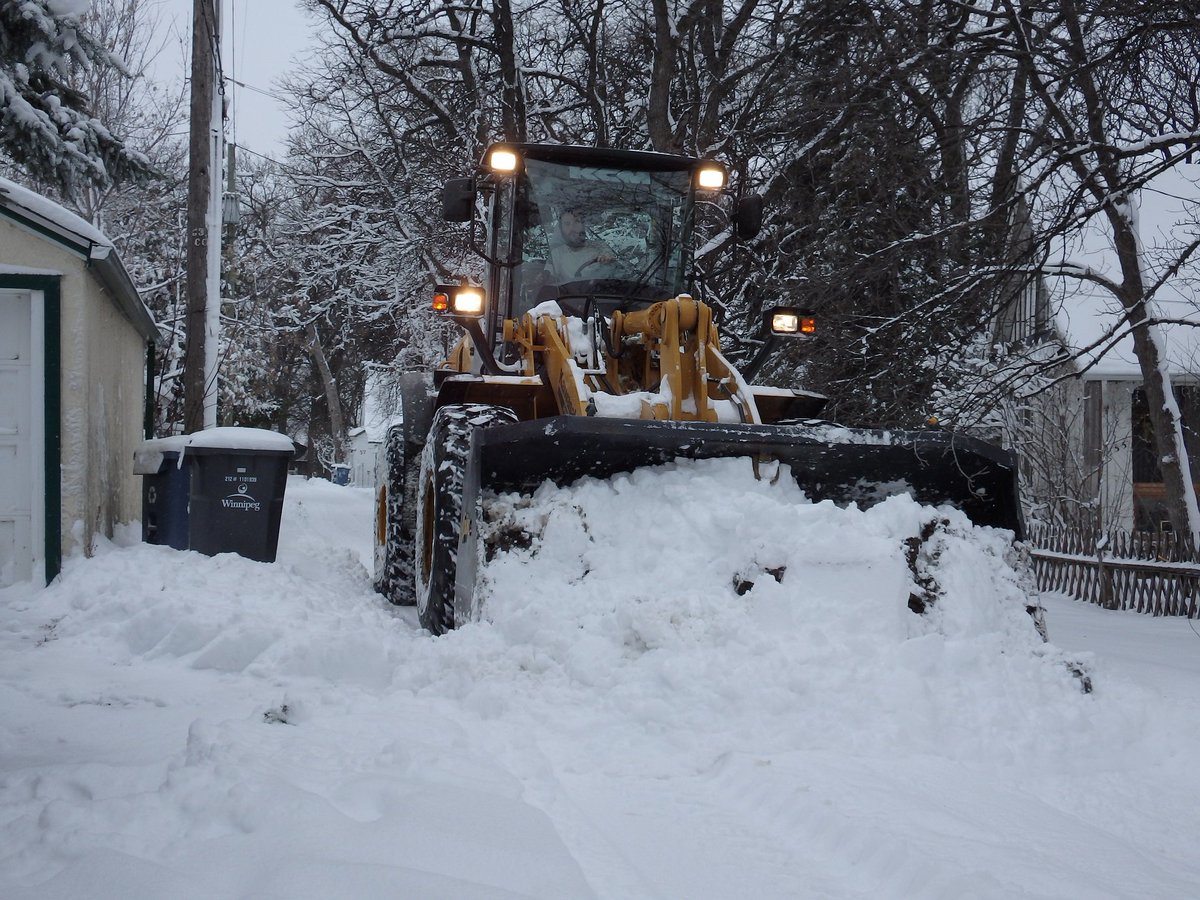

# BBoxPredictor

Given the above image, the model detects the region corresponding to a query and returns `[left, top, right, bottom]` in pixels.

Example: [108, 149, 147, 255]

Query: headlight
[772, 312, 800, 334]
[434, 285, 486, 317]
[452, 287, 485, 315]
[696, 163, 726, 191]
[765, 307, 815, 336]
[487, 146, 519, 173]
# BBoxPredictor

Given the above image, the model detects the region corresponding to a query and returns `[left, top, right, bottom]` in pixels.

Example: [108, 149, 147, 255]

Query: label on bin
[222, 480, 262, 512]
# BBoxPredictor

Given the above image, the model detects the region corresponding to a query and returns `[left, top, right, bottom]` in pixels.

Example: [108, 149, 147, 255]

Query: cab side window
[513, 189, 551, 316]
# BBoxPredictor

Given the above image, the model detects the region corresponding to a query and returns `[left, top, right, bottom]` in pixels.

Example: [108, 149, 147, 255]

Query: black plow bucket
[472, 417, 1024, 538]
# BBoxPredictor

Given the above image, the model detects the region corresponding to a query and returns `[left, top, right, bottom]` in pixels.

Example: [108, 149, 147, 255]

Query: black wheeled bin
[135, 428, 296, 562]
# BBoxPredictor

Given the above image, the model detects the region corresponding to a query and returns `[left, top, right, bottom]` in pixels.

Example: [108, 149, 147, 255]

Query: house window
[994, 272, 1052, 345]
[1131, 386, 1200, 530]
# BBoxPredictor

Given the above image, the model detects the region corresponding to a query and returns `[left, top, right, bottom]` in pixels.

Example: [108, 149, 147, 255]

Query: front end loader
[374, 143, 1023, 634]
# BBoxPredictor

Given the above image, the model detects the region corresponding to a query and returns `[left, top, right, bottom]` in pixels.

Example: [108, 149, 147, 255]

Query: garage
[1, 177, 156, 586]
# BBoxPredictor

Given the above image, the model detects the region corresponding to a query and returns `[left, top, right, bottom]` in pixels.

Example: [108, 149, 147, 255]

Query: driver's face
[559, 211, 586, 249]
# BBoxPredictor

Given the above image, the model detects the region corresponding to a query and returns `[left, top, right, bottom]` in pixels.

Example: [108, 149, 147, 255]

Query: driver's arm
[586, 238, 619, 265]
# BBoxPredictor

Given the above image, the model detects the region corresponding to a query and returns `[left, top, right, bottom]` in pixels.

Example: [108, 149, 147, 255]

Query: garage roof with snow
[0, 176, 158, 342]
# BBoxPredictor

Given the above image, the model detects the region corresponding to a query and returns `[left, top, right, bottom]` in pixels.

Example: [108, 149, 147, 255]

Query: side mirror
[442, 177, 475, 222]
[734, 194, 764, 240]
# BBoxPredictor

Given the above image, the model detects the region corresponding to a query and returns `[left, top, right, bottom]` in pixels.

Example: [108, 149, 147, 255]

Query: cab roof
[488, 143, 704, 173]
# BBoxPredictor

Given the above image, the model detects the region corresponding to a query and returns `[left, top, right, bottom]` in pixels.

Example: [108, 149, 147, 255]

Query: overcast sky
[152, 0, 320, 157]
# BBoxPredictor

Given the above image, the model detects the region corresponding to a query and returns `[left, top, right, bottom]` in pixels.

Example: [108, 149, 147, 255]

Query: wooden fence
[1027, 525, 1200, 618]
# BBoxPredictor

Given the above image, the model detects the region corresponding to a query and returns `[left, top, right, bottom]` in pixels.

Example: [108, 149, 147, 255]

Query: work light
[487, 147, 519, 173]
[696, 163, 726, 190]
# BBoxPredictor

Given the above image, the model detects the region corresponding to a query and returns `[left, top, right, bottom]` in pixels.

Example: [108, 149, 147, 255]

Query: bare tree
[995, 0, 1200, 536]
[283, 0, 1200, 523]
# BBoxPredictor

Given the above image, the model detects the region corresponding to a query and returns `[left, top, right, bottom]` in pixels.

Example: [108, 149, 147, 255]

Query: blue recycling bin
[138, 450, 191, 550]
[135, 428, 296, 562]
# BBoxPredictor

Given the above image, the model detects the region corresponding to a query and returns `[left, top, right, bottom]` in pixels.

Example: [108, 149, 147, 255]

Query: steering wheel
[574, 254, 618, 277]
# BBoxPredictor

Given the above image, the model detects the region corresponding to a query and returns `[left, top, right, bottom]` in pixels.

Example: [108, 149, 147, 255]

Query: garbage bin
[331, 464, 350, 486]
[135, 428, 296, 562]
[135, 443, 190, 550]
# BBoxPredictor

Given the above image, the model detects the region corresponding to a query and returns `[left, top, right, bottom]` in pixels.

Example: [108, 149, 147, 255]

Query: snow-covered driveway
[2, 464, 1198, 898]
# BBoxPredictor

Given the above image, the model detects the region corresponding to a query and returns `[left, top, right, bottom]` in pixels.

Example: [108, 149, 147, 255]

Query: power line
[227, 77, 291, 105]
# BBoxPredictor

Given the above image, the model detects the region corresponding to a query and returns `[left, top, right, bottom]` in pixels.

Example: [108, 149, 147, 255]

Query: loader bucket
[471, 417, 1024, 538]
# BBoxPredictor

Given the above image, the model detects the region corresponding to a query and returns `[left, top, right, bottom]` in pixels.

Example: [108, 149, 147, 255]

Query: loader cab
[461, 144, 731, 333]
[508, 155, 695, 318]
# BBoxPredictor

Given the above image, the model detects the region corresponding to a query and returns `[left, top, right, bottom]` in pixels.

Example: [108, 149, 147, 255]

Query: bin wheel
[374, 425, 417, 605]
[415, 404, 518, 634]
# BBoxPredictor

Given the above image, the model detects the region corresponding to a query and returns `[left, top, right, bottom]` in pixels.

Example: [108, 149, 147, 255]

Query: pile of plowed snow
[2, 460, 1093, 767]
[471, 458, 1089, 768]
[8, 463, 1193, 899]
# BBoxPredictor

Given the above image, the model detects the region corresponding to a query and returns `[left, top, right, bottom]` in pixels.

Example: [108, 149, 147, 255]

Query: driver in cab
[549, 207, 618, 280]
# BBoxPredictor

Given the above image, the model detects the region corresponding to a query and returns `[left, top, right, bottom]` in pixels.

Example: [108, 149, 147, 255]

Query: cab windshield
[511, 157, 693, 315]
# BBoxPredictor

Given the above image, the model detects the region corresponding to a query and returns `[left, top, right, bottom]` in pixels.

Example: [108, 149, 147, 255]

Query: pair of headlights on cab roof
[485, 147, 726, 191]
[433, 285, 485, 316]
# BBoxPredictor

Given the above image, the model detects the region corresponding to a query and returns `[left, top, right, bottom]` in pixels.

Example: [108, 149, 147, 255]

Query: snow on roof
[1051, 163, 1200, 380]
[0, 176, 111, 251]
[0, 176, 159, 342]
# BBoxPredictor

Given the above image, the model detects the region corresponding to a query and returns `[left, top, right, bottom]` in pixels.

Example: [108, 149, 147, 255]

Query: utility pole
[183, 0, 222, 433]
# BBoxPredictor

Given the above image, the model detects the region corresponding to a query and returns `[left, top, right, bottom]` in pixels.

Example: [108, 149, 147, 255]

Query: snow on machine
[374, 143, 1023, 634]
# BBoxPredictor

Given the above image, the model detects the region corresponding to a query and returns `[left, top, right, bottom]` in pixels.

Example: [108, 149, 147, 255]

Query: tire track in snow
[699, 749, 1200, 900]
[698, 751, 1040, 900]
[487, 724, 847, 899]
[484, 729, 669, 900]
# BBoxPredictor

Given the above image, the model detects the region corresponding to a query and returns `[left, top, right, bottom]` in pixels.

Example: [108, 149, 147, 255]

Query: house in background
[345, 426, 379, 487]
[998, 163, 1200, 532]
[0, 177, 158, 586]
[346, 369, 403, 489]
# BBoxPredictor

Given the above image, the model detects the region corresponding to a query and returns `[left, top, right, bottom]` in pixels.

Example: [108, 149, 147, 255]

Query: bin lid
[135, 427, 296, 474]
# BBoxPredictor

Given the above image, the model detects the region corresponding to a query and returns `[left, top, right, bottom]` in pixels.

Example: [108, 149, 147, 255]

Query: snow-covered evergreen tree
[0, 0, 152, 195]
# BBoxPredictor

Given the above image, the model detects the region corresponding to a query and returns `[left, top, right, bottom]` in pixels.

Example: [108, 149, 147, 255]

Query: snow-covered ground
[2, 461, 1199, 899]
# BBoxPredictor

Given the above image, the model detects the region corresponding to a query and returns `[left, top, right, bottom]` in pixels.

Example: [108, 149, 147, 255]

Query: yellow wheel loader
[373, 143, 1023, 634]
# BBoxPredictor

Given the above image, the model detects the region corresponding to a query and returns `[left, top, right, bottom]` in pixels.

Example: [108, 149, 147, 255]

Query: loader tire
[373, 425, 418, 605]
[415, 404, 518, 634]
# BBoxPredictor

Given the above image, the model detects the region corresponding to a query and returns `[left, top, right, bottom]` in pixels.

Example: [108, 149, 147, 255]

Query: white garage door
[0, 290, 34, 586]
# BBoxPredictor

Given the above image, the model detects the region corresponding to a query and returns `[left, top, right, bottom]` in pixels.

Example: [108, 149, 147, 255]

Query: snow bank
[1, 471, 1198, 898]
[474, 458, 1088, 769]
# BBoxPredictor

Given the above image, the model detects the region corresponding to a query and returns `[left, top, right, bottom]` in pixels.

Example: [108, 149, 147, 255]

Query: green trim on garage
[0, 206, 91, 258]
[0, 274, 62, 584]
